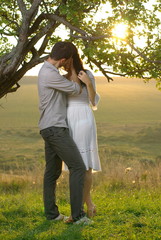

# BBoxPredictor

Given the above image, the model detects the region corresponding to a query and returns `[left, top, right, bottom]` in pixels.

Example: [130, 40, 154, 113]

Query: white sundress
[63, 70, 101, 172]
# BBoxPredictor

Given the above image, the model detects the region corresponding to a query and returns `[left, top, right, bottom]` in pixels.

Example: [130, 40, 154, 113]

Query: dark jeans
[40, 126, 86, 221]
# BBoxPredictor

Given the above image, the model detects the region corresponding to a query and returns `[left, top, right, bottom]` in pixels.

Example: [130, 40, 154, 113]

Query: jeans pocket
[54, 128, 67, 137]
[40, 128, 54, 140]
[40, 127, 67, 140]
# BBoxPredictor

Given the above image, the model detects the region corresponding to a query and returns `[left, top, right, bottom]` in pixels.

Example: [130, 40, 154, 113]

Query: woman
[64, 43, 101, 218]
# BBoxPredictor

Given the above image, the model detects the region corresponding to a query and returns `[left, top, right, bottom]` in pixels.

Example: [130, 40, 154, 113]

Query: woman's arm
[78, 71, 96, 106]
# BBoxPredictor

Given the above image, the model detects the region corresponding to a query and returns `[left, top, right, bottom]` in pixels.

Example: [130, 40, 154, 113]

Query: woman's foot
[87, 205, 96, 218]
[64, 216, 73, 224]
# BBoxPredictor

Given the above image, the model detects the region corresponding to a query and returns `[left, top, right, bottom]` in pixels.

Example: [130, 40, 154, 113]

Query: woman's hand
[63, 59, 82, 91]
[78, 71, 91, 85]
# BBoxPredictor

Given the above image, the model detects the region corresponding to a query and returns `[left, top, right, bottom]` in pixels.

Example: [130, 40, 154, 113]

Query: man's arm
[41, 71, 80, 95]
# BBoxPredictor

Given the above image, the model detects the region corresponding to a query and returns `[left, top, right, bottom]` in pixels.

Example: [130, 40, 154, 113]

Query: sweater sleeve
[45, 71, 80, 95]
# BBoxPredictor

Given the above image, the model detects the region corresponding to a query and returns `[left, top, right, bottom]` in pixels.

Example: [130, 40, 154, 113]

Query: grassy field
[0, 185, 161, 240]
[0, 76, 161, 239]
[0, 76, 161, 174]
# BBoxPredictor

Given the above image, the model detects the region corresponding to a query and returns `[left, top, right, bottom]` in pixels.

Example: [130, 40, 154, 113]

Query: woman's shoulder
[85, 70, 95, 82]
[85, 69, 94, 77]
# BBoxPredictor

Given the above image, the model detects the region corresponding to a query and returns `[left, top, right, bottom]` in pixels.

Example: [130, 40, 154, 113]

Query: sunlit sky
[16, 0, 157, 76]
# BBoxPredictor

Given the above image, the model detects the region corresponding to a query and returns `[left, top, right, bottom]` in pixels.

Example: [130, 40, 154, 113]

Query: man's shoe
[74, 216, 93, 225]
[51, 214, 66, 221]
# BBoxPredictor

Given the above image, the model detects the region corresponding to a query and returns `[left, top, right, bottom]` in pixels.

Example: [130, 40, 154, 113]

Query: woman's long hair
[68, 42, 84, 73]
[69, 42, 86, 85]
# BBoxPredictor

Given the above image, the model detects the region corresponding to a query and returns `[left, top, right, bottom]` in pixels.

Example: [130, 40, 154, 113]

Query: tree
[0, 0, 161, 99]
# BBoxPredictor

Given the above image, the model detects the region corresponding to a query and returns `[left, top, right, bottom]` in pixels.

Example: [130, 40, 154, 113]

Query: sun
[112, 23, 128, 39]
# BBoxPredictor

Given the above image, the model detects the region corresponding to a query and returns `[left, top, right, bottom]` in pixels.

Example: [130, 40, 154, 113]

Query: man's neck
[47, 57, 60, 68]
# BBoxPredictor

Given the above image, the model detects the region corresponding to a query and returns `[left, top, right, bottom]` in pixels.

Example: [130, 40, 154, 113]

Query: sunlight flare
[112, 23, 128, 39]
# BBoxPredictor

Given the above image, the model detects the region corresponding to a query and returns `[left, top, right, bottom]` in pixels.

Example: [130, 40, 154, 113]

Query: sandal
[87, 205, 97, 218]
[64, 216, 74, 224]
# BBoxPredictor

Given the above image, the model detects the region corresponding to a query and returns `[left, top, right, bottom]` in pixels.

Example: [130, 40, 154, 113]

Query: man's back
[38, 61, 80, 130]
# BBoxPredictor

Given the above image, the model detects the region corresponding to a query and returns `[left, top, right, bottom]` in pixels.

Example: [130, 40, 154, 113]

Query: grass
[0, 182, 161, 240]
[0, 76, 161, 239]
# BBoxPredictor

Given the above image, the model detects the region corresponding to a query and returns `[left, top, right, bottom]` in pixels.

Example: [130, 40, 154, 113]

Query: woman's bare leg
[66, 168, 96, 222]
[83, 168, 96, 217]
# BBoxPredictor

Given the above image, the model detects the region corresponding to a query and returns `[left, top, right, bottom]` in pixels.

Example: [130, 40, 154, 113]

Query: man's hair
[50, 42, 73, 60]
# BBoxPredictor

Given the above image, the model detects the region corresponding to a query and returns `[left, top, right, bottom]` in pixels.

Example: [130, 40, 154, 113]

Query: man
[38, 42, 87, 223]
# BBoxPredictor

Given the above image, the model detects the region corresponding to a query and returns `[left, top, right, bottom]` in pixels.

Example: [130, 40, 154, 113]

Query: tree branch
[126, 41, 161, 64]
[28, 0, 42, 15]
[29, 13, 46, 35]
[1, 12, 19, 31]
[27, 21, 59, 53]
[7, 83, 20, 93]
[71, 26, 161, 64]
[38, 29, 57, 55]
[90, 58, 114, 82]
[89, 56, 160, 81]
[53, 17, 161, 66]
[1, 1, 43, 77]
[41, 0, 49, 13]
[12, 55, 48, 82]
[27, 0, 42, 21]
[47, 14, 88, 36]
[17, 0, 27, 15]
[70, 32, 109, 40]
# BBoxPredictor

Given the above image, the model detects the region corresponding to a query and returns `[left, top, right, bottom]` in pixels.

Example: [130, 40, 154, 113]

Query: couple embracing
[38, 41, 101, 224]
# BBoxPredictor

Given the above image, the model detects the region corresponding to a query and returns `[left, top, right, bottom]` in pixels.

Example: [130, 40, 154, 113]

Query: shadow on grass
[51, 224, 85, 240]
[11, 220, 85, 240]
